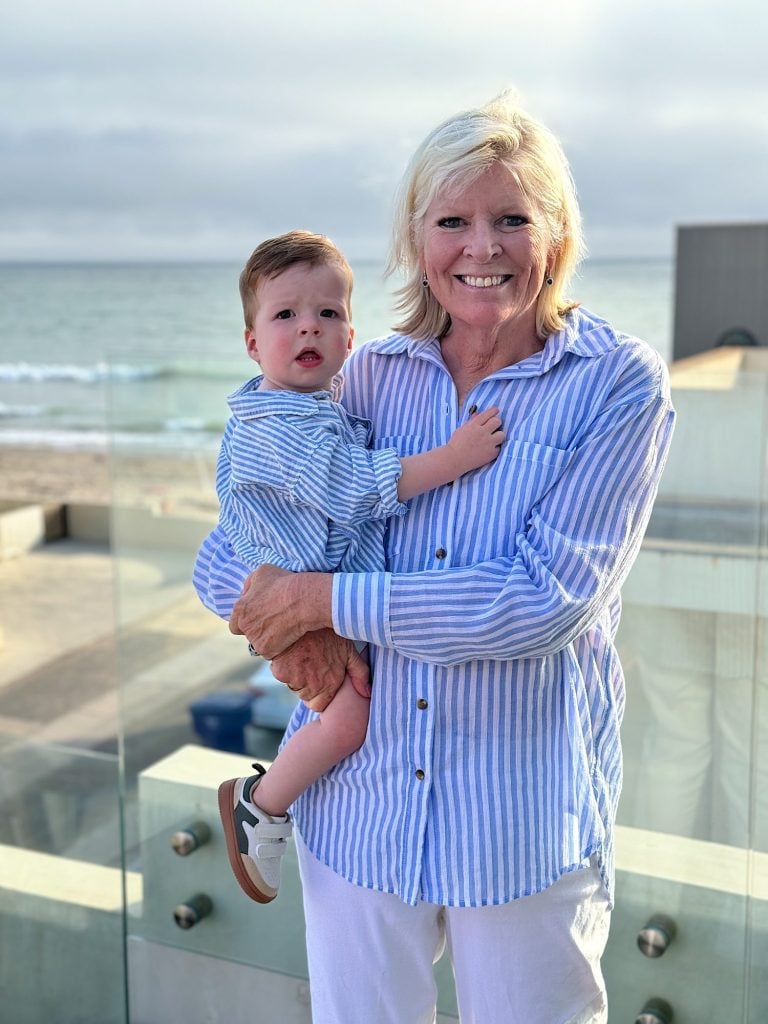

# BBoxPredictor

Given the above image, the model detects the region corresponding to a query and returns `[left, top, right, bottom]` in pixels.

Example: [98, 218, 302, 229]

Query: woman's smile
[456, 274, 513, 288]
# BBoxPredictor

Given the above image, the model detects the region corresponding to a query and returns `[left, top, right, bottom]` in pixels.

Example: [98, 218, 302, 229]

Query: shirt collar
[227, 374, 342, 420]
[535, 306, 621, 372]
[364, 332, 432, 358]
[363, 308, 621, 378]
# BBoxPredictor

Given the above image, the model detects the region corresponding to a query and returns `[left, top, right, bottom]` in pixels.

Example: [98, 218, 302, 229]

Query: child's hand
[447, 407, 504, 473]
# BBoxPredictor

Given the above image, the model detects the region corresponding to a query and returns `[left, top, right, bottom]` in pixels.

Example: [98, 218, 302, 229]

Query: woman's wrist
[294, 571, 334, 634]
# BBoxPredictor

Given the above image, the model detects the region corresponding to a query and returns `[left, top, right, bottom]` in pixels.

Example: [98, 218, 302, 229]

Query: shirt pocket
[371, 434, 423, 564]
[490, 438, 574, 550]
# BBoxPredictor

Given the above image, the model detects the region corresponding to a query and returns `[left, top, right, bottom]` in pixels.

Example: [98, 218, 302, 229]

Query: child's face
[245, 262, 354, 392]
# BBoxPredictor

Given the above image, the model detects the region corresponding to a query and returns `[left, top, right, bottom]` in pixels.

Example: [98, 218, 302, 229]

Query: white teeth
[461, 275, 506, 288]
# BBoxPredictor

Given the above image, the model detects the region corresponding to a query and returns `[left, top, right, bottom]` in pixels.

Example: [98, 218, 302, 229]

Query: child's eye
[437, 217, 464, 229]
[275, 309, 293, 319]
[320, 308, 338, 318]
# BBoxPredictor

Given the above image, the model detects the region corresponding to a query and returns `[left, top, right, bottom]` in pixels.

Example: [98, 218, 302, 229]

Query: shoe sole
[218, 778, 277, 904]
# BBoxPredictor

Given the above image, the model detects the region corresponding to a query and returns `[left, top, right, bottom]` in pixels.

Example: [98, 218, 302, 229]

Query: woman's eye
[275, 309, 293, 320]
[501, 215, 527, 228]
[320, 308, 338, 318]
[437, 217, 464, 229]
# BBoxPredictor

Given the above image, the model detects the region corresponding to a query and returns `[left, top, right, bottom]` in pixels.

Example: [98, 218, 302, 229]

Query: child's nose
[298, 317, 321, 336]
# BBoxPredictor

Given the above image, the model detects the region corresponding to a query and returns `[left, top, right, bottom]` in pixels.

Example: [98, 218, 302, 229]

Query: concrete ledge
[151, 747, 768, 904]
[0, 845, 141, 1024]
[111, 503, 211, 550]
[623, 544, 768, 615]
[0, 843, 141, 910]
[0, 501, 69, 561]
[68, 502, 211, 550]
[65, 502, 111, 544]
[0, 500, 213, 553]
[0, 501, 45, 560]
[615, 826, 768, 901]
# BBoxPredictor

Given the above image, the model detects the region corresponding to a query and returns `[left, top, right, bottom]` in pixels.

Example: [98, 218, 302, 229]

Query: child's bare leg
[253, 675, 370, 816]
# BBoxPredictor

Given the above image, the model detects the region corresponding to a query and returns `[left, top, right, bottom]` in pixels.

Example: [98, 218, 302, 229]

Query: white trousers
[296, 834, 610, 1024]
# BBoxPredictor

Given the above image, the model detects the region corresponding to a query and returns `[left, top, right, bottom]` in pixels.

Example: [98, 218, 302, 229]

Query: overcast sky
[2, 0, 766, 262]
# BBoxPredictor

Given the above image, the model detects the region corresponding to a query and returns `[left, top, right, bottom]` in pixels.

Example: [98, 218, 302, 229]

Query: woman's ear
[546, 243, 561, 278]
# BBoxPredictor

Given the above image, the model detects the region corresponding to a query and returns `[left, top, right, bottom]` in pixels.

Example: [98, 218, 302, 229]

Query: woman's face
[421, 162, 553, 339]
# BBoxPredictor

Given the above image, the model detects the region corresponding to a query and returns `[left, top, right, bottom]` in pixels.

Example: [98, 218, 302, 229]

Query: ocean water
[0, 259, 673, 452]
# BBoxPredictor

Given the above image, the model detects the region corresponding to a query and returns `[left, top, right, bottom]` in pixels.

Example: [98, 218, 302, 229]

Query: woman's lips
[456, 274, 512, 288]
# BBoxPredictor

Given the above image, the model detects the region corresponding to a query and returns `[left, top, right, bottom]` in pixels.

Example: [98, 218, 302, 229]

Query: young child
[197, 230, 504, 903]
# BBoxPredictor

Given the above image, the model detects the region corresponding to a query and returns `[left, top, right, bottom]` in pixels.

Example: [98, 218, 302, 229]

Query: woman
[204, 92, 675, 1023]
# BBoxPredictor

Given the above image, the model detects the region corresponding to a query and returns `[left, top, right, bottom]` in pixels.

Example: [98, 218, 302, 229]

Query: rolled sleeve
[192, 526, 251, 620]
[367, 446, 405, 520]
[285, 439, 406, 525]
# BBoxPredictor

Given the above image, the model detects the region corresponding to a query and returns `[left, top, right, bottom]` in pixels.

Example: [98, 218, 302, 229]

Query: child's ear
[244, 328, 260, 362]
[346, 326, 355, 355]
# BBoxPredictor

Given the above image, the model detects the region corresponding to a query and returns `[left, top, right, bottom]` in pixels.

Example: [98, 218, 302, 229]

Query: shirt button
[435, 547, 447, 559]
[468, 404, 478, 415]
[415, 769, 425, 781]
[417, 698, 428, 710]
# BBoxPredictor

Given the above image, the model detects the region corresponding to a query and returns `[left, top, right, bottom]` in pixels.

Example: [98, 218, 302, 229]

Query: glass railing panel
[609, 361, 768, 1021]
[0, 740, 128, 1024]
[0, 321, 129, 1023]
[619, 364, 766, 844]
[746, 360, 768, 1024]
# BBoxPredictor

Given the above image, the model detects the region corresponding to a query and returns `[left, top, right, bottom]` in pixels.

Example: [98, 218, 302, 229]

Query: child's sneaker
[218, 763, 292, 903]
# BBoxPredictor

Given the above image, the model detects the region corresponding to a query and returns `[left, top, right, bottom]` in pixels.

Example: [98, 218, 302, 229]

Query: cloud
[2, 0, 766, 260]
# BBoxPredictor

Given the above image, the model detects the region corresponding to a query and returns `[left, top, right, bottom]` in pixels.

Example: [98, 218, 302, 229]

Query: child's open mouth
[296, 348, 323, 366]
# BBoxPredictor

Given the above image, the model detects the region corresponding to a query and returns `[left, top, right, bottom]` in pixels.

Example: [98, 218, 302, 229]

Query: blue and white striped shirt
[193, 378, 406, 611]
[195, 307, 675, 908]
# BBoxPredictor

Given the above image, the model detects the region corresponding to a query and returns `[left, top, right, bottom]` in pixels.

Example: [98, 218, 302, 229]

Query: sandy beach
[0, 444, 219, 518]
[0, 442, 223, 747]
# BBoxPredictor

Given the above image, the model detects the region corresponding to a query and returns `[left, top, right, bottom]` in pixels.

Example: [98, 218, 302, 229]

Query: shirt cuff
[332, 571, 391, 648]
[369, 447, 407, 518]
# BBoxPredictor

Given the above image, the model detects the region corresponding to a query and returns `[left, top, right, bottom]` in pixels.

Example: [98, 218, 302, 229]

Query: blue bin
[249, 661, 300, 731]
[189, 690, 254, 753]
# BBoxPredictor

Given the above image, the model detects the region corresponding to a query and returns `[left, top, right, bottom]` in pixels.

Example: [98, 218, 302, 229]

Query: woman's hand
[229, 565, 367, 711]
[271, 630, 371, 711]
[229, 564, 333, 659]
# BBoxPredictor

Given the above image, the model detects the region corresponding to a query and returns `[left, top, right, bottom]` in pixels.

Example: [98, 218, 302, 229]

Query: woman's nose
[464, 225, 501, 261]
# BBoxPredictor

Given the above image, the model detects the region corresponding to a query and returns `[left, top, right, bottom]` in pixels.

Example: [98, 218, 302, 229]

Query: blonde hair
[388, 91, 584, 341]
[239, 230, 353, 328]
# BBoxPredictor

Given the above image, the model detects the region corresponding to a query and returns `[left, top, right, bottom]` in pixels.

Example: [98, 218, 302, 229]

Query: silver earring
[545, 273, 553, 286]
[422, 273, 429, 288]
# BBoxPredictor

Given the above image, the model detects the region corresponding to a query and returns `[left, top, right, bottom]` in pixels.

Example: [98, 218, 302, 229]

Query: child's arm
[397, 408, 504, 501]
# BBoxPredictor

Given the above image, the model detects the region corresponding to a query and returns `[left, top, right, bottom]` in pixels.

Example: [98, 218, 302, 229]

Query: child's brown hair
[239, 230, 353, 328]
